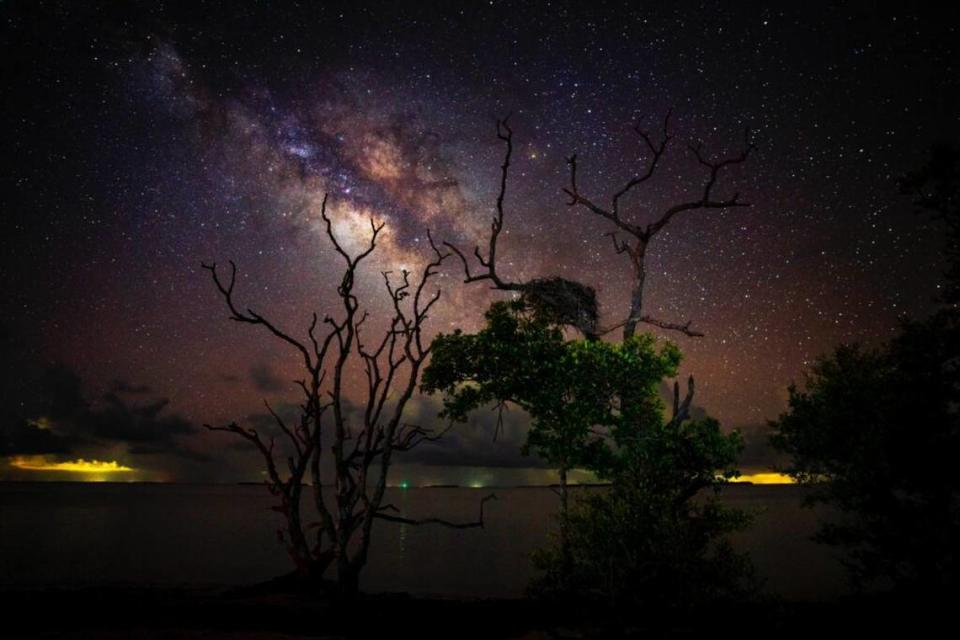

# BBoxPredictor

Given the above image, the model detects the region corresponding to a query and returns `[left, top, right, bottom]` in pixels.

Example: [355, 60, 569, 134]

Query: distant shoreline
[0, 480, 794, 488]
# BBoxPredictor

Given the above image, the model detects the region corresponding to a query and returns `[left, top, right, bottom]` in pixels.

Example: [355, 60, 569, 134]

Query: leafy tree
[534, 465, 753, 610]
[423, 299, 753, 605]
[528, 391, 752, 609]
[770, 145, 960, 594]
[422, 298, 682, 517]
[769, 330, 960, 593]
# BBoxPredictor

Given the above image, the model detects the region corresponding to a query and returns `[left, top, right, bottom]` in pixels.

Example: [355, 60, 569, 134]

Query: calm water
[0, 483, 846, 600]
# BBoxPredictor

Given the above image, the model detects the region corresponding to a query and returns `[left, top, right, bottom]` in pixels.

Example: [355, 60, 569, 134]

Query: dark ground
[4, 579, 954, 639]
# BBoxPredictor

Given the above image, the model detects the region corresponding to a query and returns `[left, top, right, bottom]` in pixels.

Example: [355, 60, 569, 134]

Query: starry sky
[2, 1, 958, 483]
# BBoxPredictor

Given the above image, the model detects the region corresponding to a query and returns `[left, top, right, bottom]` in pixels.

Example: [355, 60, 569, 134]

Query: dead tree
[564, 111, 754, 340]
[445, 117, 601, 339]
[203, 195, 494, 596]
[448, 114, 752, 343]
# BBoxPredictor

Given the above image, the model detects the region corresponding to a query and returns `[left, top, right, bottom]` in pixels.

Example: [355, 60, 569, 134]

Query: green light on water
[400, 480, 410, 489]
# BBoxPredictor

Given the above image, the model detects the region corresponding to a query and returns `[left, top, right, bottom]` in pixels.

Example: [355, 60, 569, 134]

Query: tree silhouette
[770, 325, 960, 593]
[771, 144, 960, 595]
[203, 196, 493, 596]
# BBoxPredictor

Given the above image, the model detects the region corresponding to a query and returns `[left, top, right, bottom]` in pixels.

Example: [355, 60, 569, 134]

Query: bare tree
[564, 111, 754, 340]
[203, 195, 494, 596]
[448, 113, 753, 343]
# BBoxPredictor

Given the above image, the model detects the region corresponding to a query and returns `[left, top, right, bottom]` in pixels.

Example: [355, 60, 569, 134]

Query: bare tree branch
[596, 314, 705, 338]
[264, 399, 303, 458]
[667, 375, 696, 428]
[644, 130, 754, 237]
[203, 190, 466, 594]
[200, 260, 316, 369]
[375, 493, 498, 529]
[445, 115, 522, 291]
[564, 114, 755, 339]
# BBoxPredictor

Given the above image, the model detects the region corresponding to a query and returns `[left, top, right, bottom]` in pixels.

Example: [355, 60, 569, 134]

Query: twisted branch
[375, 493, 498, 529]
[564, 113, 755, 338]
[445, 115, 522, 291]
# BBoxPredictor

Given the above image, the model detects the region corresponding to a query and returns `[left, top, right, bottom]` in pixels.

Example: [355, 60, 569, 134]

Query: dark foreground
[4, 580, 954, 639]
[0, 483, 847, 601]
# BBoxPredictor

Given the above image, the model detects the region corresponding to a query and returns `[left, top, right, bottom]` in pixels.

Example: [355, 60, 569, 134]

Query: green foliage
[769, 343, 893, 486]
[531, 481, 756, 609]
[529, 413, 754, 608]
[424, 299, 755, 609]
[769, 318, 960, 592]
[422, 299, 682, 474]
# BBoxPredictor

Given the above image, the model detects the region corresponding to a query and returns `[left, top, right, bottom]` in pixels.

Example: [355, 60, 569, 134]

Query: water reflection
[0, 484, 845, 599]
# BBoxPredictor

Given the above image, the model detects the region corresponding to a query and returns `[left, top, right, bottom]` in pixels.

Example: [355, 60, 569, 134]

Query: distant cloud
[1, 365, 203, 463]
[81, 394, 196, 443]
[250, 363, 287, 393]
[735, 422, 788, 474]
[0, 418, 76, 456]
[396, 395, 545, 469]
[112, 380, 152, 394]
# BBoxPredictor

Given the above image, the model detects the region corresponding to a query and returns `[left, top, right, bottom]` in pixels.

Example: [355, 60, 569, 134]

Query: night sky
[3, 1, 957, 483]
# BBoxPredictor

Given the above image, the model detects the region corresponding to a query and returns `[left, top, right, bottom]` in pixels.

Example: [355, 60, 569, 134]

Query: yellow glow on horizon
[10, 457, 135, 473]
[730, 472, 795, 485]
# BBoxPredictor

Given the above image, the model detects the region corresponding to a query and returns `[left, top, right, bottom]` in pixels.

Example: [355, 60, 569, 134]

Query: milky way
[3, 2, 957, 481]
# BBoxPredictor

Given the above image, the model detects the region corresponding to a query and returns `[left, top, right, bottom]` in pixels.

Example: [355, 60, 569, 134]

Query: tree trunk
[285, 485, 313, 574]
[623, 242, 648, 340]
